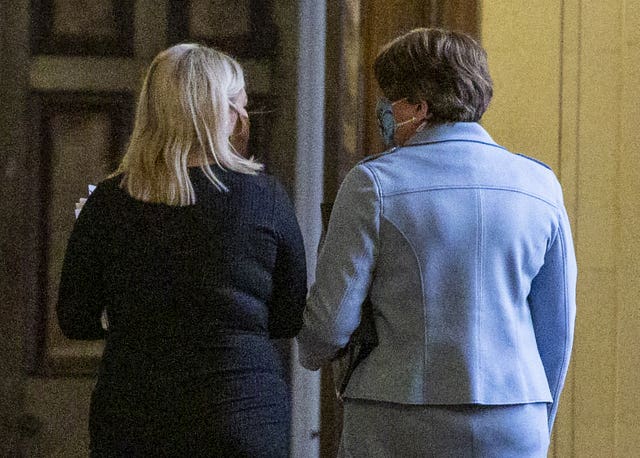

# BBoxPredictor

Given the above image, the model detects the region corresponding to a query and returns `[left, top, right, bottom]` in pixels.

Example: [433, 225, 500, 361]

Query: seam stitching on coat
[383, 186, 559, 209]
[379, 215, 427, 401]
[552, 224, 570, 399]
[475, 189, 482, 394]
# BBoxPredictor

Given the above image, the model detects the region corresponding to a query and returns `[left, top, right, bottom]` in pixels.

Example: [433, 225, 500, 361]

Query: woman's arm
[529, 203, 577, 432]
[267, 180, 308, 338]
[57, 184, 111, 340]
[296, 164, 380, 370]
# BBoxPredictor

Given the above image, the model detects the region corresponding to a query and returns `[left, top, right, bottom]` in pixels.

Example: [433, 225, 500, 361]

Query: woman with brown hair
[298, 28, 576, 457]
[57, 44, 307, 457]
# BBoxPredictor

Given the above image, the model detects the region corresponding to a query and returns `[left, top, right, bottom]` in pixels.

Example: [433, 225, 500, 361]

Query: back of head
[374, 28, 493, 124]
[117, 43, 262, 206]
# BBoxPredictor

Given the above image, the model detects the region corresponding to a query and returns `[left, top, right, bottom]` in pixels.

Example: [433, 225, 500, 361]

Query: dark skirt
[339, 399, 549, 458]
[89, 334, 291, 457]
[89, 371, 290, 458]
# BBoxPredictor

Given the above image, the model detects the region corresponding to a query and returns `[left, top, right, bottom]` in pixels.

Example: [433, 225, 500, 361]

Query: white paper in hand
[74, 184, 96, 219]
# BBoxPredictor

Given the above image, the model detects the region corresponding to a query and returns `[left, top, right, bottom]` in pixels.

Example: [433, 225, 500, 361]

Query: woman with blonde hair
[57, 44, 307, 457]
[298, 28, 576, 457]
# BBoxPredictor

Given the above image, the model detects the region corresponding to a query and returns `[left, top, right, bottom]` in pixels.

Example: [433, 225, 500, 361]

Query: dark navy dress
[57, 167, 307, 457]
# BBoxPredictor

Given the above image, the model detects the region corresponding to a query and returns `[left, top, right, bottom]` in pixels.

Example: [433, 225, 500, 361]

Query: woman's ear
[416, 100, 429, 120]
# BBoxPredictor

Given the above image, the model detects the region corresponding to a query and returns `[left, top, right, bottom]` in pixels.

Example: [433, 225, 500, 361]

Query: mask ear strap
[415, 101, 432, 131]
[395, 117, 417, 128]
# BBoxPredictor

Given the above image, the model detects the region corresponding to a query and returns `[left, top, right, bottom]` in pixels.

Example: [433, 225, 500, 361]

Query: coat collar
[405, 122, 500, 148]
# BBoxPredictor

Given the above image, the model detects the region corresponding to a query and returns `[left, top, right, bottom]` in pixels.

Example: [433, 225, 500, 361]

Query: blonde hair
[115, 43, 262, 205]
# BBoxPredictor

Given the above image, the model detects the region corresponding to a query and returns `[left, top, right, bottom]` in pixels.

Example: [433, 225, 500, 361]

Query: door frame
[0, 0, 38, 454]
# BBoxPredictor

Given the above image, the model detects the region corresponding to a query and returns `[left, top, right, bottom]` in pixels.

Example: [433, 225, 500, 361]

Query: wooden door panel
[27, 91, 133, 376]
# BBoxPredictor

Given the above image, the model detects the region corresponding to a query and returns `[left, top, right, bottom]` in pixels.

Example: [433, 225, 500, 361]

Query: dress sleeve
[528, 201, 577, 432]
[296, 164, 380, 370]
[56, 183, 112, 340]
[267, 179, 308, 338]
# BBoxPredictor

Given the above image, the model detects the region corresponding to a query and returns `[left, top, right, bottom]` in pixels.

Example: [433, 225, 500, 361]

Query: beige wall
[481, 1, 640, 456]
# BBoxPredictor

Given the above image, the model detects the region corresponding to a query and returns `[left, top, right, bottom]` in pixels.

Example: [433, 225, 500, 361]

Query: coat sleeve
[296, 164, 380, 370]
[56, 184, 111, 340]
[267, 179, 308, 338]
[528, 200, 577, 432]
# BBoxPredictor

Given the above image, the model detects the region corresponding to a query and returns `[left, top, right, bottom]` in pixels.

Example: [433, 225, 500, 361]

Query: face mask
[376, 97, 417, 147]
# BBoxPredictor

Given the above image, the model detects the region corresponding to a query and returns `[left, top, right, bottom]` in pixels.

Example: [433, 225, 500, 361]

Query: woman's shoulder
[88, 174, 127, 203]
[83, 174, 119, 200]
[226, 170, 289, 198]
[98, 173, 123, 190]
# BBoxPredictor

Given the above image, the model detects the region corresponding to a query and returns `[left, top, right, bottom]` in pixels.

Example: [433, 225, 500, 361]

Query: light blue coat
[297, 122, 577, 431]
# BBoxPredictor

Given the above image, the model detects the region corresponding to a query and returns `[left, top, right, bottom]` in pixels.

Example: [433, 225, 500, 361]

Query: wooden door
[16, 1, 163, 455]
[2, 1, 283, 455]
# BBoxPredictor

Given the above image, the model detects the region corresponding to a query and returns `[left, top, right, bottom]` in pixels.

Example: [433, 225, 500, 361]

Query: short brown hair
[374, 28, 493, 124]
